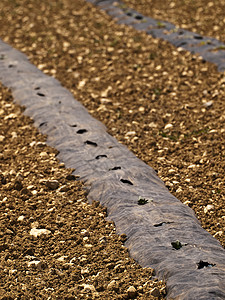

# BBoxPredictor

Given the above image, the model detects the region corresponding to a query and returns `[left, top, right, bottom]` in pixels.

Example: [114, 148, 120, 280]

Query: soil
[0, 0, 225, 296]
[0, 82, 166, 299]
[122, 0, 225, 43]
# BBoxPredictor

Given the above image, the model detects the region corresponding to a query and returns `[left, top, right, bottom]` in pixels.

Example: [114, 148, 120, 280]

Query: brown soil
[0, 82, 166, 299]
[0, 0, 224, 248]
[122, 0, 225, 42]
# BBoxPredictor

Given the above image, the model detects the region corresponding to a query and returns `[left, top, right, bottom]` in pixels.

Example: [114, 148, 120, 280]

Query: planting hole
[120, 179, 133, 185]
[194, 35, 203, 39]
[37, 92, 45, 97]
[135, 15, 143, 20]
[109, 166, 121, 171]
[154, 222, 165, 227]
[197, 260, 216, 269]
[138, 197, 148, 205]
[95, 155, 107, 160]
[34, 87, 40, 90]
[39, 122, 47, 127]
[85, 140, 98, 147]
[69, 124, 77, 127]
[77, 129, 87, 134]
[126, 12, 132, 16]
[177, 42, 187, 47]
[171, 240, 182, 250]
[154, 221, 173, 227]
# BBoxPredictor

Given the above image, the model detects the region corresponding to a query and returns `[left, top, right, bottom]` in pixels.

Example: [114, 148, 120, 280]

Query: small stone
[9, 269, 17, 275]
[80, 284, 96, 293]
[11, 132, 17, 139]
[36, 142, 46, 147]
[164, 123, 173, 130]
[27, 260, 41, 268]
[66, 174, 76, 180]
[58, 185, 69, 192]
[27, 260, 47, 269]
[203, 100, 213, 108]
[151, 287, 161, 297]
[127, 286, 137, 298]
[204, 204, 214, 214]
[0, 135, 5, 142]
[39, 152, 48, 159]
[139, 106, 145, 112]
[17, 215, 25, 221]
[46, 179, 59, 190]
[57, 256, 68, 262]
[107, 280, 118, 291]
[30, 228, 51, 238]
[81, 268, 89, 275]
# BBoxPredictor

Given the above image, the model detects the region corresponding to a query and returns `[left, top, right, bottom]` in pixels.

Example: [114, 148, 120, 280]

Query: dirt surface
[122, 0, 225, 42]
[0, 82, 166, 299]
[0, 0, 224, 249]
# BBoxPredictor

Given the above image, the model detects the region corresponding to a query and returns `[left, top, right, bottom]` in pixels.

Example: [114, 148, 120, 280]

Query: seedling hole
[8, 64, 14, 68]
[194, 35, 203, 40]
[154, 222, 165, 227]
[154, 221, 173, 227]
[77, 129, 88, 134]
[39, 122, 47, 127]
[135, 15, 143, 20]
[109, 166, 121, 171]
[138, 197, 148, 205]
[69, 124, 77, 127]
[197, 260, 216, 269]
[95, 155, 107, 160]
[85, 140, 98, 147]
[37, 92, 45, 97]
[120, 179, 133, 185]
[34, 87, 40, 90]
[126, 12, 132, 16]
[171, 240, 182, 250]
[177, 42, 186, 47]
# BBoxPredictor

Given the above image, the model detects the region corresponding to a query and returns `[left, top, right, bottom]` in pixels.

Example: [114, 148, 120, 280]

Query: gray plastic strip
[88, 0, 225, 72]
[0, 39, 225, 299]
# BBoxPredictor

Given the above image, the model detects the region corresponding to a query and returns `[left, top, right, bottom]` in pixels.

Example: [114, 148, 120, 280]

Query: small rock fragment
[127, 286, 137, 298]
[164, 123, 173, 130]
[27, 260, 47, 269]
[17, 215, 25, 222]
[151, 287, 161, 297]
[80, 284, 96, 292]
[30, 228, 51, 238]
[203, 100, 213, 108]
[46, 179, 59, 190]
[58, 185, 69, 192]
[0, 135, 5, 142]
[107, 280, 118, 291]
[39, 151, 48, 159]
[36, 142, 46, 147]
[204, 204, 214, 214]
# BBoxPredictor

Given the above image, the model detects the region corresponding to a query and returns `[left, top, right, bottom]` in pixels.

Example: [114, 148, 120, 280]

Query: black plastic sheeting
[0, 39, 225, 299]
[88, 0, 225, 72]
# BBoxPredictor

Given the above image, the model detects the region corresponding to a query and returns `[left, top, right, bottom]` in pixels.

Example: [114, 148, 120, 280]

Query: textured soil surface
[0, 82, 166, 299]
[0, 0, 224, 248]
[0, 0, 225, 297]
[122, 0, 225, 42]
